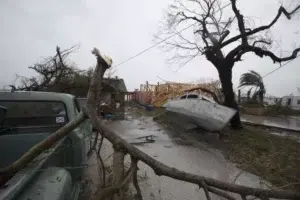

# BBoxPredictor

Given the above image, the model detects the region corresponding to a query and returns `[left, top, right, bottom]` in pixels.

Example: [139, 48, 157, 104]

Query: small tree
[13, 45, 99, 97]
[15, 45, 82, 92]
[239, 70, 265, 104]
[157, 0, 300, 129]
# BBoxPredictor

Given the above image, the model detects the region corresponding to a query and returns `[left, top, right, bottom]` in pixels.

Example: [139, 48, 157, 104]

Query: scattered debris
[128, 135, 156, 146]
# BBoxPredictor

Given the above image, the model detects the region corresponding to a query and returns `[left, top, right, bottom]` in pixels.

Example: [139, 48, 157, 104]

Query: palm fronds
[239, 70, 266, 103]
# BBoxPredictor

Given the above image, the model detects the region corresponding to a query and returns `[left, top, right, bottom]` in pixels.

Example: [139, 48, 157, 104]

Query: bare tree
[15, 45, 82, 92]
[156, 0, 300, 128]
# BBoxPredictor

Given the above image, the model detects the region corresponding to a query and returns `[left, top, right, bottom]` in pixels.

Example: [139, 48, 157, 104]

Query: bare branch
[228, 43, 300, 63]
[201, 180, 212, 200]
[231, 0, 248, 45]
[219, 30, 230, 43]
[96, 156, 136, 199]
[164, 39, 200, 51]
[252, 40, 272, 47]
[175, 29, 203, 53]
[132, 159, 143, 200]
[207, 187, 236, 200]
[95, 148, 106, 188]
[221, 4, 300, 48]
[173, 52, 200, 72]
[87, 131, 100, 157]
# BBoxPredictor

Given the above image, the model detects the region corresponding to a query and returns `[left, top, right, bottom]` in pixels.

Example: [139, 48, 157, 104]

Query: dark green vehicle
[0, 91, 91, 200]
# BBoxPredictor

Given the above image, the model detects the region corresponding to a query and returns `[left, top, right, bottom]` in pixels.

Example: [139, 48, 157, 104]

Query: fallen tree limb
[88, 116, 300, 199]
[130, 141, 154, 146]
[85, 47, 300, 200]
[97, 135, 104, 155]
[207, 186, 236, 200]
[87, 130, 100, 157]
[95, 149, 106, 188]
[201, 180, 212, 200]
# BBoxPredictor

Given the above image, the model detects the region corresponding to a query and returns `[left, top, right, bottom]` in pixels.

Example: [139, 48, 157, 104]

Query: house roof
[103, 78, 127, 93]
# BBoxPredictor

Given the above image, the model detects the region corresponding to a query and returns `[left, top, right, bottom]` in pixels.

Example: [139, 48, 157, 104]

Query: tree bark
[112, 147, 125, 200]
[217, 65, 242, 129]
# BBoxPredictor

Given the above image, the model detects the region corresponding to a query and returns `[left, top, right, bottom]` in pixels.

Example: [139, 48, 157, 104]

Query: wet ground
[241, 114, 300, 131]
[241, 115, 300, 142]
[93, 108, 272, 200]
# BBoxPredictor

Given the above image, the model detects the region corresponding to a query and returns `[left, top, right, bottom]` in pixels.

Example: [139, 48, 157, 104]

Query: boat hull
[163, 99, 236, 132]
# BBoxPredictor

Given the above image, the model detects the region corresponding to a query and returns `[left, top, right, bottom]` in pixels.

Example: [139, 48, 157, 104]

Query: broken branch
[95, 149, 106, 188]
[132, 159, 143, 200]
[221, 4, 300, 48]
[96, 156, 136, 200]
[201, 180, 212, 200]
[252, 40, 272, 47]
[207, 187, 236, 200]
[231, 0, 248, 45]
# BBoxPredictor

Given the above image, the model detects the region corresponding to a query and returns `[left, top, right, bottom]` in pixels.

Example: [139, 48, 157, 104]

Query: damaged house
[100, 77, 127, 119]
[77, 76, 127, 120]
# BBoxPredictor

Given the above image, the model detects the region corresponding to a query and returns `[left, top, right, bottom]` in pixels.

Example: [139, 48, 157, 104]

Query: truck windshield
[0, 101, 68, 127]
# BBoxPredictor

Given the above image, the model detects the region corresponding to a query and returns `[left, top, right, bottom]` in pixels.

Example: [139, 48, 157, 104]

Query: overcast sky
[0, 0, 299, 97]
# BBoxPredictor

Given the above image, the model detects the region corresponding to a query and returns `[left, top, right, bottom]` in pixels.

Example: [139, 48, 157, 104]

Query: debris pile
[136, 79, 222, 107]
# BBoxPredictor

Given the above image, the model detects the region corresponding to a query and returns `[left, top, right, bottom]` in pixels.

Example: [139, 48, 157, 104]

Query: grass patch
[226, 126, 300, 191]
[263, 105, 300, 116]
[240, 103, 300, 116]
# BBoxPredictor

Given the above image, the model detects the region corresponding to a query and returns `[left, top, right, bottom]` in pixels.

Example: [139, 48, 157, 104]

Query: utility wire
[113, 2, 232, 68]
[262, 54, 300, 78]
[113, 24, 195, 68]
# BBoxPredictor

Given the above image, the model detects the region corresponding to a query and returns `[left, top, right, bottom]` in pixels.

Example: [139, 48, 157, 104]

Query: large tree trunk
[217, 65, 242, 129]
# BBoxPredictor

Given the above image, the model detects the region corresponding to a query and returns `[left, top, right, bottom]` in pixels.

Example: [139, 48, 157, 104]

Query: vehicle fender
[15, 167, 73, 200]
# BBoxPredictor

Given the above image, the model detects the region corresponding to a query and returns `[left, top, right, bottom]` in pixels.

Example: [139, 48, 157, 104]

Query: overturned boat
[162, 92, 236, 132]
